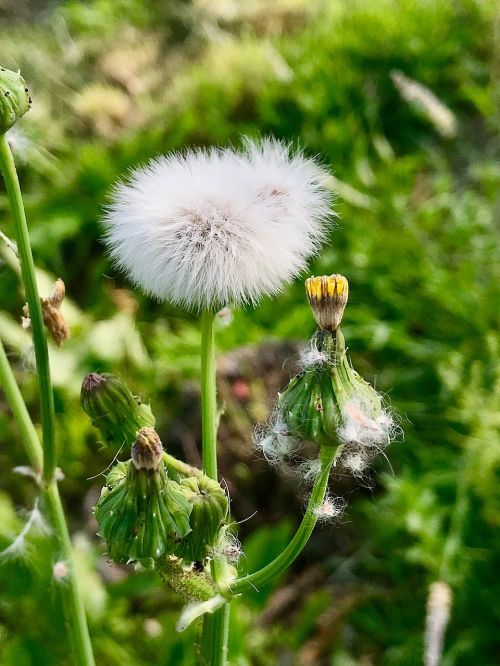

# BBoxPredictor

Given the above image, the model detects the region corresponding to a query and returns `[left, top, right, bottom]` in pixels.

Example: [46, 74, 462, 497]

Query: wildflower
[103, 138, 333, 309]
[0, 66, 31, 134]
[81, 372, 155, 447]
[271, 275, 397, 469]
[305, 274, 348, 332]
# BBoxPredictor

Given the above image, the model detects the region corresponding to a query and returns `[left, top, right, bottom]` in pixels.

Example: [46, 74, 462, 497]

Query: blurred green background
[0, 0, 499, 664]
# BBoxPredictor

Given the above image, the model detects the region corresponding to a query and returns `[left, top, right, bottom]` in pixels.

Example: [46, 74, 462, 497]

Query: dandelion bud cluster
[82, 374, 229, 596]
[0, 66, 31, 134]
[256, 275, 396, 480]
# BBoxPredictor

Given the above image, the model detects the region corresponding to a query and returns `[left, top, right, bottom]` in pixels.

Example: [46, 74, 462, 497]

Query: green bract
[177, 475, 229, 563]
[279, 329, 384, 450]
[81, 373, 155, 447]
[0, 66, 31, 134]
[94, 460, 192, 564]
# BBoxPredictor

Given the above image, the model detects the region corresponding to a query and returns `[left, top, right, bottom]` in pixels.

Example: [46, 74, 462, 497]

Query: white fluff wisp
[103, 138, 333, 309]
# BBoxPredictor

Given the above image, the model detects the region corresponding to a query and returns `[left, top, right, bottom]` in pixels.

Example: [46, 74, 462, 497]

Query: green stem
[44, 483, 96, 666]
[0, 135, 95, 665]
[0, 339, 95, 665]
[199, 308, 230, 666]
[0, 338, 43, 472]
[0, 133, 56, 483]
[162, 451, 203, 479]
[231, 447, 335, 595]
[200, 308, 218, 478]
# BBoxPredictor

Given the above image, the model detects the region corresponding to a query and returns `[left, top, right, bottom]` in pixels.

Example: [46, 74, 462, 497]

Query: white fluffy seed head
[103, 137, 334, 309]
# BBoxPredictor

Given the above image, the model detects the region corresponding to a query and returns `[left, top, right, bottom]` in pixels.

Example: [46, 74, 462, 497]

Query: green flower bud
[160, 556, 217, 602]
[81, 372, 155, 447]
[176, 475, 229, 563]
[0, 66, 31, 134]
[94, 430, 192, 563]
[279, 329, 391, 452]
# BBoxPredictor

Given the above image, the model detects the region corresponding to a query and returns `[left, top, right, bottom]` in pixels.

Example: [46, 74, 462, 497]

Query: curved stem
[199, 308, 230, 666]
[0, 339, 95, 665]
[231, 446, 335, 595]
[0, 133, 57, 483]
[162, 451, 203, 479]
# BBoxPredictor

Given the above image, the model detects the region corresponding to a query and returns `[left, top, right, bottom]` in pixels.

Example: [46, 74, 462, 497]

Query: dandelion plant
[0, 65, 398, 666]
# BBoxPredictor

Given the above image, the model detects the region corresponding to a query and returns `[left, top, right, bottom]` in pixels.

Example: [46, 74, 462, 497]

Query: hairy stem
[231, 446, 335, 595]
[199, 308, 230, 666]
[0, 133, 57, 482]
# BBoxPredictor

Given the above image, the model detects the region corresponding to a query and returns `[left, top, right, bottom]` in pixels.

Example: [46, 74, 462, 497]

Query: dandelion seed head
[103, 137, 333, 309]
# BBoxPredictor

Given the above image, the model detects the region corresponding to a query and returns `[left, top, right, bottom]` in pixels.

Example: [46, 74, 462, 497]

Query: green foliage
[0, 0, 499, 664]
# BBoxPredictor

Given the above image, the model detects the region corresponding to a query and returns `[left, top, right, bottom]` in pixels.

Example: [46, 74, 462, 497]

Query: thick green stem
[0, 339, 95, 665]
[231, 446, 335, 595]
[0, 133, 56, 483]
[199, 308, 230, 666]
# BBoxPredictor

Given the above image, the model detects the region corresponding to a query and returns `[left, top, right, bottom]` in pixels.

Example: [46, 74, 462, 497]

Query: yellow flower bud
[305, 274, 348, 332]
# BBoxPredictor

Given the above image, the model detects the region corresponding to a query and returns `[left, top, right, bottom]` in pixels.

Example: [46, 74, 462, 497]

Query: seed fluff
[103, 137, 334, 309]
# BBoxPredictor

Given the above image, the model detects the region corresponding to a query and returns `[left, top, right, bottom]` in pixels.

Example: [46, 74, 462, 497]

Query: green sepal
[279, 329, 384, 449]
[94, 460, 192, 564]
[176, 475, 228, 563]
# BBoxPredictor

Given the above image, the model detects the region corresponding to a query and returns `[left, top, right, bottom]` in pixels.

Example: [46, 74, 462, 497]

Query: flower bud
[160, 556, 217, 602]
[0, 66, 31, 134]
[176, 475, 229, 563]
[305, 274, 348, 332]
[94, 458, 192, 564]
[81, 372, 155, 447]
[279, 328, 391, 453]
[132, 427, 163, 471]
